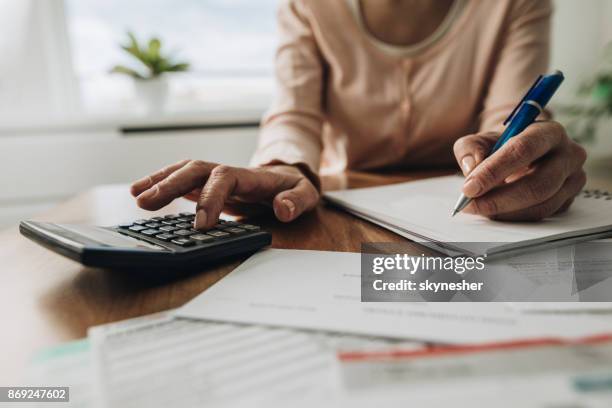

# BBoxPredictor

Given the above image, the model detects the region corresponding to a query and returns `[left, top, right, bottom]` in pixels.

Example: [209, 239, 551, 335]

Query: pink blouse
[250, 0, 552, 178]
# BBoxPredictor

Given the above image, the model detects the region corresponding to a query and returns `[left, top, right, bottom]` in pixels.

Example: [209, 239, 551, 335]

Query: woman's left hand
[453, 121, 587, 221]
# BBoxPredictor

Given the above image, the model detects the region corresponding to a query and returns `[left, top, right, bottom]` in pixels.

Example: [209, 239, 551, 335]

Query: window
[65, 0, 278, 115]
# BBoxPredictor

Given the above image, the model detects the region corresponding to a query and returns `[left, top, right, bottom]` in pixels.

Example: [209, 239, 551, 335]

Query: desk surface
[0, 169, 446, 382]
[2, 167, 612, 383]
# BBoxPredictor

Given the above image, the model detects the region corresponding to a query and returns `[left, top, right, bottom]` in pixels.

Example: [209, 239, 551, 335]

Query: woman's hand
[130, 161, 320, 229]
[453, 121, 587, 221]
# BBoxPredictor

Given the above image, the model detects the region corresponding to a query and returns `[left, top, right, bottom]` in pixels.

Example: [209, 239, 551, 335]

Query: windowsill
[0, 74, 274, 135]
[0, 103, 267, 136]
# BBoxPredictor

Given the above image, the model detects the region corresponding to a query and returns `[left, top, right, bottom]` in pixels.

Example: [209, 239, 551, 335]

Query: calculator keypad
[156, 233, 177, 241]
[115, 213, 262, 250]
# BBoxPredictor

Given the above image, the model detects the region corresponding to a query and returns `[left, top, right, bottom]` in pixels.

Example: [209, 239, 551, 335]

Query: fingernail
[463, 177, 482, 197]
[461, 156, 476, 175]
[282, 199, 295, 216]
[194, 209, 207, 229]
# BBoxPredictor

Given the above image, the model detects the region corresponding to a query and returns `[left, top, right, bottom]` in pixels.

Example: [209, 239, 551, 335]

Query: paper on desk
[325, 336, 612, 408]
[508, 239, 612, 312]
[88, 312, 423, 408]
[330, 350, 612, 408]
[324, 175, 612, 249]
[176, 249, 612, 344]
[21, 339, 92, 408]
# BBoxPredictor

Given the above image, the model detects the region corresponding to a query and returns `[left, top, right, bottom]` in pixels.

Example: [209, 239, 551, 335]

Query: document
[326, 337, 612, 408]
[176, 249, 612, 344]
[23, 339, 92, 408]
[89, 311, 422, 408]
[508, 240, 612, 311]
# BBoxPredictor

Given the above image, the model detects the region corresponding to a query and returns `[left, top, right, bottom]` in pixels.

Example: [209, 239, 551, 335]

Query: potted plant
[111, 32, 190, 112]
[558, 43, 612, 160]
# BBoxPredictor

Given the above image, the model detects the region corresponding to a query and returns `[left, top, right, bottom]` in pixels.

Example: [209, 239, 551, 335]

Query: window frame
[0, 0, 274, 134]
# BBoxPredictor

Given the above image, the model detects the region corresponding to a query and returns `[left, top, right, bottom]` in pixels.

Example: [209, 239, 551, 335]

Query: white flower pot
[133, 76, 169, 113]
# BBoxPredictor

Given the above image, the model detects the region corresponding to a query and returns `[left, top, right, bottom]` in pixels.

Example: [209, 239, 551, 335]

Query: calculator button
[161, 220, 180, 225]
[159, 225, 178, 232]
[133, 219, 148, 226]
[171, 238, 195, 247]
[214, 223, 226, 229]
[156, 233, 177, 241]
[129, 225, 147, 232]
[177, 217, 193, 223]
[176, 222, 193, 229]
[207, 230, 231, 238]
[222, 221, 240, 226]
[164, 214, 177, 219]
[150, 217, 165, 222]
[175, 229, 195, 237]
[225, 227, 246, 234]
[179, 212, 194, 217]
[118, 223, 132, 229]
[240, 224, 260, 231]
[191, 234, 215, 243]
[141, 229, 160, 236]
[145, 222, 162, 228]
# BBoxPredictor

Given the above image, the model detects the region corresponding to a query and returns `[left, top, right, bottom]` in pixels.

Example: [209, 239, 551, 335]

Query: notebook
[324, 175, 612, 257]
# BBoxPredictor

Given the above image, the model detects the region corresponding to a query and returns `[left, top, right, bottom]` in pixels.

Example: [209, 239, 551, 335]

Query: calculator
[19, 213, 271, 271]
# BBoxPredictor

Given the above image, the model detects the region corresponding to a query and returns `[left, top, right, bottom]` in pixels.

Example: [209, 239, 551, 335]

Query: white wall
[0, 128, 259, 227]
[551, 0, 610, 103]
[604, 0, 612, 44]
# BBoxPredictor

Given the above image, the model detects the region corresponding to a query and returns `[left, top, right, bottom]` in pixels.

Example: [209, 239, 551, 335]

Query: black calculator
[20, 213, 271, 271]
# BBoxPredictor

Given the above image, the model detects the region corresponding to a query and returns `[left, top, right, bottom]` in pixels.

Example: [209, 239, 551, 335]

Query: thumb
[453, 132, 499, 176]
[272, 178, 320, 222]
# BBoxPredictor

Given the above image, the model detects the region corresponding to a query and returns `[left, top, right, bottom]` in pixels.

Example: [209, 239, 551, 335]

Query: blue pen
[451, 70, 565, 216]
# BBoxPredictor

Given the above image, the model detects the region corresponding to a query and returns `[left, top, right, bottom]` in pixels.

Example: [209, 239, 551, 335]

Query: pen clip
[503, 75, 543, 126]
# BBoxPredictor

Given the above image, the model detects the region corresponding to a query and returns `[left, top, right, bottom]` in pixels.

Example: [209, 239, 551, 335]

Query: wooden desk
[2, 167, 612, 383]
[0, 169, 451, 383]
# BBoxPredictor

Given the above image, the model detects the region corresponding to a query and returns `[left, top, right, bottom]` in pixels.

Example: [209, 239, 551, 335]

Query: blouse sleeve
[479, 0, 553, 133]
[250, 0, 325, 183]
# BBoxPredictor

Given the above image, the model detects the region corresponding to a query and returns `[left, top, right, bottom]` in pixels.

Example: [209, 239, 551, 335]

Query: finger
[194, 166, 303, 229]
[463, 121, 568, 198]
[490, 170, 586, 222]
[556, 197, 574, 215]
[464, 155, 567, 216]
[130, 159, 190, 197]
[194, 165, 239, 230]
[183, 188, 202, 202]
[453, 132, 499, 176]
[136, 160, 216, 210]
[272, 177, 320, 222]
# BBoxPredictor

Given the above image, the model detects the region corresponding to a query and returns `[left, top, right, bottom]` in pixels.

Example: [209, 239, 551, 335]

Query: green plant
[559, 43, 612, 144]
[111, 32, 190, 80]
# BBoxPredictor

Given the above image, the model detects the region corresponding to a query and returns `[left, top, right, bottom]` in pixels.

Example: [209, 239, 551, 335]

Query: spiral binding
[582, 189, 612, 200]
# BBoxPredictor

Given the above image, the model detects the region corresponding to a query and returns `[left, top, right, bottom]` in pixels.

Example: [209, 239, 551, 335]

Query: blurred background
[0, 0, 611, 228]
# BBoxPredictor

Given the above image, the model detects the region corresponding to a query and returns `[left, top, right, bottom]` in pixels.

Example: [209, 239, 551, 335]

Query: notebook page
[325, 175, 612, 246]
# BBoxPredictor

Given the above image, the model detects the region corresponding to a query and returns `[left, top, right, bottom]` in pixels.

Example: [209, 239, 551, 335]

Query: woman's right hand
[130, 160, 320, 230]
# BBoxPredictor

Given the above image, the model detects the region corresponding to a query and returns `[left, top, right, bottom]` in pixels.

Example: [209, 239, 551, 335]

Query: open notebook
[324, 175, 612, 257]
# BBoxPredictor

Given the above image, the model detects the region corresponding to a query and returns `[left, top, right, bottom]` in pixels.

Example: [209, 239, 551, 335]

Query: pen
[451, 70, 565, 216]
